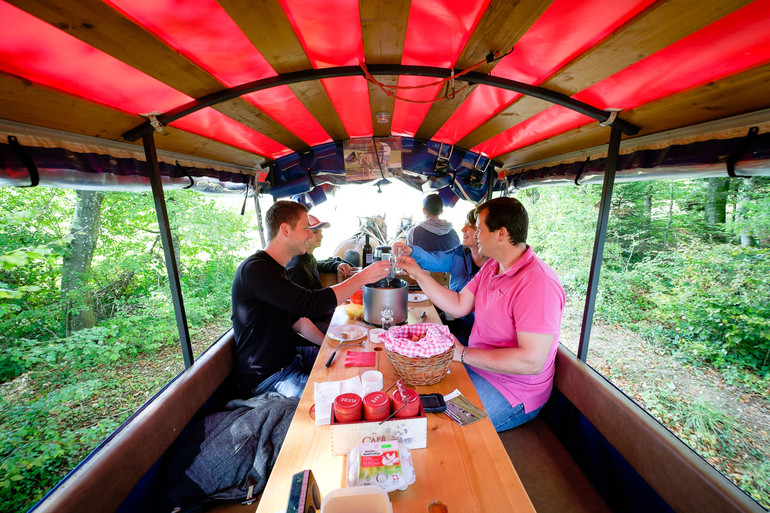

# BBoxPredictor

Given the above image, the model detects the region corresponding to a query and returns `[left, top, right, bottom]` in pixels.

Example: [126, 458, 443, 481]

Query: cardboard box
[329, 404, 427, 456]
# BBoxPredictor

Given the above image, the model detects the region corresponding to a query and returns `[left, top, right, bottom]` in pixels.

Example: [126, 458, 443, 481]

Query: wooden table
[255, 301, 536, 513]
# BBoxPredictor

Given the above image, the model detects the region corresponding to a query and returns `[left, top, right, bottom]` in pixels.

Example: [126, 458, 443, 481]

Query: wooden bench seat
[500, 415, 613, 513]
[500, 345, 764, 513]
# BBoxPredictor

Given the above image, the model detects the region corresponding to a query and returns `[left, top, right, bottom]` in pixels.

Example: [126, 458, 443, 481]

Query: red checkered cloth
[382, 323, 453, 358]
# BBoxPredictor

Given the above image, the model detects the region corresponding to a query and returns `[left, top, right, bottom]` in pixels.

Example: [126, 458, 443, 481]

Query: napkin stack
[313, 375, 364, 425]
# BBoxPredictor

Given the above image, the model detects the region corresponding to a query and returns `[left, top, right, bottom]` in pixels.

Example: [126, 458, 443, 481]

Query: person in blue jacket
[394, 208, 488, 344]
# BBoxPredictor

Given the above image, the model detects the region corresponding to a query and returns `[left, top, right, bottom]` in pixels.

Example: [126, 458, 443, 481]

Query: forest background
[1, 176, 768, 512]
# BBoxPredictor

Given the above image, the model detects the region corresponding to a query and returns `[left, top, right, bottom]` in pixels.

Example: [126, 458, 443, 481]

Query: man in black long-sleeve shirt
[287, 214, 354, 333]
[231, 201, 390, 397]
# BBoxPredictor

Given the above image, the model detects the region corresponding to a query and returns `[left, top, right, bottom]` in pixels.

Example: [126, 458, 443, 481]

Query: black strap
[241, 179, 250, 216]
[8, 136, 39, 187]
[512, 172, 522, 191]
[575, 157, 590, 185]
[727, 126, 758, 178]
[175, 160, 195, 189]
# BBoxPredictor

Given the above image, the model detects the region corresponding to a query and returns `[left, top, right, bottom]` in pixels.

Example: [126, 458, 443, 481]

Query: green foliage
[0, 187, 253, 511]
[639, 388, 750, 459]
[0, 378, 135, 512]
[640, 245, 770, 377]
[520, 184, 600, 295]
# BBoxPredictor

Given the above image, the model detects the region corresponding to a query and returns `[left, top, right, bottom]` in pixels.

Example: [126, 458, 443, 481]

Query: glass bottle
[362, 234, 373, 268]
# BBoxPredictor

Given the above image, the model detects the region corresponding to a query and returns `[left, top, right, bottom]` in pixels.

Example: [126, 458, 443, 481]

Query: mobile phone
[419, 393, 447, 413]
[286, 469, 322, 513]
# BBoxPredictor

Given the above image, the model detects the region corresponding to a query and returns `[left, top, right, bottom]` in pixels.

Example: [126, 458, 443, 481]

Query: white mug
[361, 370, 384, 395]
[369, 328, 385, 344]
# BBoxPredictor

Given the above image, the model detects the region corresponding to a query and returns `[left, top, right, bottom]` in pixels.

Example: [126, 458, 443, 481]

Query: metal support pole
[485, 165, 495, 201]
[252, 182, 266, 248]
[577, 125, 622, 362]
[142, 133, 194, 368]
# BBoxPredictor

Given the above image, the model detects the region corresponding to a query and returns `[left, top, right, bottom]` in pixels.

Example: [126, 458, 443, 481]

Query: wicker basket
[385, 346, 454, 385]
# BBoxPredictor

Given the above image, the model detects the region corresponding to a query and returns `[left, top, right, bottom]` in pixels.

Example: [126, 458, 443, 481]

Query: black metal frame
[122, 65, 639, 141]
[578, 125, 623, 361]
[142, 133, 194, 368]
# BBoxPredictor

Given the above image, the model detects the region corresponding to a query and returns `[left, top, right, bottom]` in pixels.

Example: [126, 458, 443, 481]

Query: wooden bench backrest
[553, 346, 763, 513]
[30, 331, 236, 513]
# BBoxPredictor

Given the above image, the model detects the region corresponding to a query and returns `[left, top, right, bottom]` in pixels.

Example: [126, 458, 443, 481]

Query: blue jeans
[250, 346, 318, 399]
[466, 367, 542, 432]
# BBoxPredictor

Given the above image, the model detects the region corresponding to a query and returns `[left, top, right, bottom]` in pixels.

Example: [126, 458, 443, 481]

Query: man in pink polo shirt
[398, 197, 565, 431]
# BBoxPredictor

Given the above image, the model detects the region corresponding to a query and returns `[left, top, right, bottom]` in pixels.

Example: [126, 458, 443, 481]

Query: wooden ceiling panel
[361, 0, 411, 138]
[543, 0, 756, 97]
[456, 95, 553, 151]
[6, 0, 305, 151]
[218, 0, 311, 74]
[6, 0, 220, 97]
[415, 0, 554, 141]
[219, 0, 348, 142]
[155, 128, 267, 168]
[456, 0, 756, 155]
[0, 72, 265, 168]
[286, 81, 349, 142]
[215, 98, 307, 149]
[497, 64, 770, 169]
[0, 71, 140, 140]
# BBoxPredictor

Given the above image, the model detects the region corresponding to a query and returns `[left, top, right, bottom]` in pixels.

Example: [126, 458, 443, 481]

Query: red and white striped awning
[1, 0, 769, 184]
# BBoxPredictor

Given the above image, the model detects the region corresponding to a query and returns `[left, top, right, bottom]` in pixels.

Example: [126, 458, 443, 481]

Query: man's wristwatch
[461, 347, 467, 364]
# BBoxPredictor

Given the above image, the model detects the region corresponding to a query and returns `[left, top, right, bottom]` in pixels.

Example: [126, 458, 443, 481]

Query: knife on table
[326, 339, 344, 367]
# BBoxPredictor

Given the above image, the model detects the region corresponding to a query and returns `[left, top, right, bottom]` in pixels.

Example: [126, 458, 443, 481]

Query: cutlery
[325, 339, 344, 367]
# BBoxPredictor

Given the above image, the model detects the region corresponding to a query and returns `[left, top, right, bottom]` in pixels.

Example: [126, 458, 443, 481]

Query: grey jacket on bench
[165, 392, 299, 511]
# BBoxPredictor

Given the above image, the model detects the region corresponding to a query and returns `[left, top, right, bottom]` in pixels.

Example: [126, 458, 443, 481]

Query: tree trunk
[62, 190, 103, 335]
[737, 177, 755, 247]
[664, 183, 674, 250]
[643, 186, 652, 228]
[704, 177, 729, 242]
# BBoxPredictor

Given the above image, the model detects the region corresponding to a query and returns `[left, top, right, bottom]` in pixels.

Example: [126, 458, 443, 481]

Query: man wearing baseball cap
[231, 202, 390, 399]
[287, 214, 354, 333]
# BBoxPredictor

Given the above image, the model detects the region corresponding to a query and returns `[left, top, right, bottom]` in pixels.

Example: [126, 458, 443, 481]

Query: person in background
[231, 201, 391, 399]
[393, 208, 488, 344]
[406, 193, 460, 252]
[397, 197, 565, 431]
[287, 214, 354, 333]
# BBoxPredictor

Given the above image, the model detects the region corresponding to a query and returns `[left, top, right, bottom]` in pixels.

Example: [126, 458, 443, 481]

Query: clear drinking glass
[391, 245, 403, 275]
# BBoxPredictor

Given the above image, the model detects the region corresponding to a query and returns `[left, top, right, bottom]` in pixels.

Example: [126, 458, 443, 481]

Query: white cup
[361, 370, 384, 395]
[369, 328, 385, 344]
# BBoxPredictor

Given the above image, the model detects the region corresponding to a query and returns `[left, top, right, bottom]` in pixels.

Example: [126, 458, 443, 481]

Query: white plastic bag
[346, 440, 416, 492]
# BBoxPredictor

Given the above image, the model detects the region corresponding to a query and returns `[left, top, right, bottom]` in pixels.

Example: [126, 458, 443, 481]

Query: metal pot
[363, 278, 408, 325]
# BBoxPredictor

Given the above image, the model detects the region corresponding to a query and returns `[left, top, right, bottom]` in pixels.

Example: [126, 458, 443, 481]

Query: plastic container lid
[321, 486, 393, 513]
[334, 393, 362, 413]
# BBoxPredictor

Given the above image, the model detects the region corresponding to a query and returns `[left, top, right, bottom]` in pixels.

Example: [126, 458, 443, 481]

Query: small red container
[391, 388, 420, 418]
[363, 391, 391, 421]
[333, 393, 362, 423]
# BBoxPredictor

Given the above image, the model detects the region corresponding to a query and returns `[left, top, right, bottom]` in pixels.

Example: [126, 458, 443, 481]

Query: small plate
[328, 325, 368, 343]
[408, 293, 429, 303]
